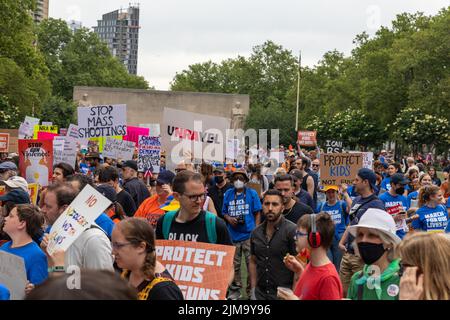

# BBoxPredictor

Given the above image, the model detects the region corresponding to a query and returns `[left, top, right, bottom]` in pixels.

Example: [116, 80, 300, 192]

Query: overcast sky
[50, 0, 449, 90]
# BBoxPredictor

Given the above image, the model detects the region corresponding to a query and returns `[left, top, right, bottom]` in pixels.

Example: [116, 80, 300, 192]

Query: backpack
[162, 210, 217, 244]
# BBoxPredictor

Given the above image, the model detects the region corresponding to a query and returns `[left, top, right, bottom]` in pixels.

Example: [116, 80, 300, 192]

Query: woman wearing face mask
[346, 208, 402, 300]
[411, 185, 448, 233]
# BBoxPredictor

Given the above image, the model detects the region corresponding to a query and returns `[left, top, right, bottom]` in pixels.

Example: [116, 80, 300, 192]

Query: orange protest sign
[155, 240, 235, 300]
[0, 133, 9, 152]
[27, 183, 39, 205]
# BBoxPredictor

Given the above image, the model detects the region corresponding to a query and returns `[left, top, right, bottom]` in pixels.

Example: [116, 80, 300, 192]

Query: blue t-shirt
[380, 177, 391, 192]
[222, 187, 262, 242]
[412, 205, 448, 233]
[407, 191, 419, 208]
[0, 241, 48, 285]
[379, 192, 410, 239]
[0, 284, 10, 300]
[316, 201, 348, 238]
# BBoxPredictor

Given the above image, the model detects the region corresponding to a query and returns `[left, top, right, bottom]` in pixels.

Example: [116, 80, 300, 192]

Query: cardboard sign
[297, 131, 317, 147]
[33, 125, 58, 139]
[324, 140, 343, 153]
[320, 153, 363, 185]
[103, 138, 135, 160]
[0, 133, 9, 152]
[155, 240, 235, 300]
[247, 182, 262, 198]
[46, 185, 111, 255]
[27, 183, 39, 205]
[137, 135, 161, 173]
[88, 135, 122, 152]
[123, 126, 150, 145]
[0, 251, 27, 300]
[162, 108, 230, 170]
[139, 123, 161, 137]
[77, 104, 127, 138]
[18, 139, 53, 187]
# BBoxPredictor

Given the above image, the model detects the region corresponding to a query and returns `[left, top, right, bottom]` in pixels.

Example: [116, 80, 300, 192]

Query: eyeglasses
[182, 193, 206, 202]
[111, 242, 134, 250]
[294, 230, 308, 241]
[312, 164, 320, 167]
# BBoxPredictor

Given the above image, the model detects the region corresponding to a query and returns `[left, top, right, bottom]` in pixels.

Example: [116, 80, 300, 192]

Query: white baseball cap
[0, 176, 29, 193]
[348, 208, 401, 244]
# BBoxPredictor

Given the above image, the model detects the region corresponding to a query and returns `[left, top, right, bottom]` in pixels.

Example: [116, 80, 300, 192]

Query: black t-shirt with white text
[155, 211, 232, 245]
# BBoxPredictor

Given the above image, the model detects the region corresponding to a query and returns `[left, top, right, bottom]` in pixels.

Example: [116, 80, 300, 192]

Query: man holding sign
[40, 183, 114, 271]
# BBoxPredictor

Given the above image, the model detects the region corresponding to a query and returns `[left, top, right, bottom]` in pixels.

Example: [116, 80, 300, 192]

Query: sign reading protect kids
[18, 139, 53, 187]
[46, 185, 111, 255]
[320, 153, 363, 186]
[155, 240, 235, 300]
[77, 105, 127, 138]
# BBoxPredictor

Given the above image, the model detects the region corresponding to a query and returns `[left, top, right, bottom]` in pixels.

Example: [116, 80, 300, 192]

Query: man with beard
[249, 189, 297, 300]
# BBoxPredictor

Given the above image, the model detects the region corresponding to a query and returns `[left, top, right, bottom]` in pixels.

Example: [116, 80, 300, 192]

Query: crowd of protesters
[0, 144, 449, 301]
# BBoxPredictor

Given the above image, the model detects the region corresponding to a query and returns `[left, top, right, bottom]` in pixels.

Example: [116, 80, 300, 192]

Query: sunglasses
[312, 164, 320, 167]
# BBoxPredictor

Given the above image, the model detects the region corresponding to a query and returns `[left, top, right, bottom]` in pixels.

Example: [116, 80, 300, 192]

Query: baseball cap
[157, 170, 175, 185]
[323, 185, 339, 192]
[0, 161, 18, 171]
[357, 168, 377, 191]
[390, 173, 410, 185]
[348, 208, 401, 244]
[0, 176, 28, 192]
[213, 165, 225, 174]
[121, 160, 138, 172]
[0, 188, 31, 204]
[96, 184, 117, 203]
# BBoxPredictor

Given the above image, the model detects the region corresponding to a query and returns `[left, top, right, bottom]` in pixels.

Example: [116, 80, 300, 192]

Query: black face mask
[395, 186, 405, 195]
[357, 242, 386, 265]
[215, 176, 224, 184]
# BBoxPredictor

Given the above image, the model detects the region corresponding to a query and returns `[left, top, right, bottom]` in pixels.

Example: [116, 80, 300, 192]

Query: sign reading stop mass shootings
[77, 105, 127, 138]
[320, 153, 363, 185]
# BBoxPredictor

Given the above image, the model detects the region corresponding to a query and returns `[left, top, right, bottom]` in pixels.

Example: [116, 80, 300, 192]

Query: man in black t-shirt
[208, 166, 233, 218]
[274, 174, 313, 224]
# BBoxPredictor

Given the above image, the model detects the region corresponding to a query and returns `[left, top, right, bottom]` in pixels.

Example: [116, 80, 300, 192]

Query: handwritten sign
[27, 183, 39, 205]
[320, 153, 363, 185]
[53, 137, 77, 168]
[46, 184, 111, 255]
[324, 140, 343, 153]
[0, 251, 27, 300]
[155, 240, 235, 300]
[103, 138, 135, 161]
[77, 105, 127, 138]
[18, 116, 40, 139]
[137, 135, 161, 173]
[18, 139, 53, 187]
[0, 133, 9, 152]
[139, 123, 161, 137]
[33, 125, 58, 139]
[297, 131, 317, 147]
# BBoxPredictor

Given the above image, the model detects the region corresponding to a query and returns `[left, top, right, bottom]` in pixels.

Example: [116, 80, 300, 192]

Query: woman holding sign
[113, 218, 184, 300]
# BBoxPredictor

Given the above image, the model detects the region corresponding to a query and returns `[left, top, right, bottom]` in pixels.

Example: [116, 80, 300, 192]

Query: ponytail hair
[117, 218, 156, 279]
[418, 185, 440, 207]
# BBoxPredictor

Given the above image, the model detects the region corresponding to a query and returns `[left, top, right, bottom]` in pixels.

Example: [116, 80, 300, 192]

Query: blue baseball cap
[357, 168, 377, 191]
[0, 189, 31, 204]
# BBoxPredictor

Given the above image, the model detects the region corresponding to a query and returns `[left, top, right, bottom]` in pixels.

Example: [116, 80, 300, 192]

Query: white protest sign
[103, 138, 135, 160]
[226, 139, 240, 160]
[18, 116, 40, 139]
[0, 251, 27, 300]
[363, 152, 374, 169]
[138, 135, 161, 173]
[46, 185, 111, 255]
[77, 105, 127, 138]
[162, 108, 230, 170]
[42, 122, 53, 126]
[67, 124, 80, 139]
[53, 137, 77, 168]
[139, 123, 161, 137]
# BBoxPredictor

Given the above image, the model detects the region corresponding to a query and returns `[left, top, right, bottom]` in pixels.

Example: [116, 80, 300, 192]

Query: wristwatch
[48, 266, 65, 273]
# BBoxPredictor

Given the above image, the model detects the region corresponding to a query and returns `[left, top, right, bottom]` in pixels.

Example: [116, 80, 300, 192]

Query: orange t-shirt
[134, 194, 166, 228]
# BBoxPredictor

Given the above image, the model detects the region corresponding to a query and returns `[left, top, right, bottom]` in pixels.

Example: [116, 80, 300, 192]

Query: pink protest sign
[37, 131, 58, 140]
[124, 126, 150, 144]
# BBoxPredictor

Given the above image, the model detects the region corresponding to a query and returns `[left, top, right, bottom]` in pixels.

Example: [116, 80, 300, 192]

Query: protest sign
[77, 104, 127, 138]
[247, 182, 262, 198]
[88, 135, 123, 153]
[67, 124, 80, 140]
[0, 133, 9, 152]
[269, 151, 285, 166]
[33, 125, 58, 139]
[124, 126, 150, 144]
[297, 131, 317, 147]
[363, 152, 374, 169]
[320, 153, 363, 186]
[155, 240, 235, 300]
[324, 140, 343, 153]
[42, 122, 53, 126]
[27, 183, 39, 205]
[18, 116, 40, 139]
[162, 108, 230, 170]
[53, 137, 77, 168]
[225, 139, 240, 160]
[18, 139, 53, 187]
[103, 138, 135, 160]
[137, 135, 161, 173]
[139, 123, 161, 137]
[46, 184, 111, 255]
[0, 251, 27, 300]
[59, 128, 67, 136]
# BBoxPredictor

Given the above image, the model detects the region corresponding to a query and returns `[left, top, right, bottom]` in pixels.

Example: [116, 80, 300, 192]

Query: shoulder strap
[162, 210, 178, 240]
[204, 211, 217, 244]
[138, 277, 174, 300]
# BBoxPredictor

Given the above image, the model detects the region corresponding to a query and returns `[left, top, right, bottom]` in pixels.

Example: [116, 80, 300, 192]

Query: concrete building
[33, 0, 49, 23]
[73, 86, 250, 126]
[93, 5, 140, 75]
